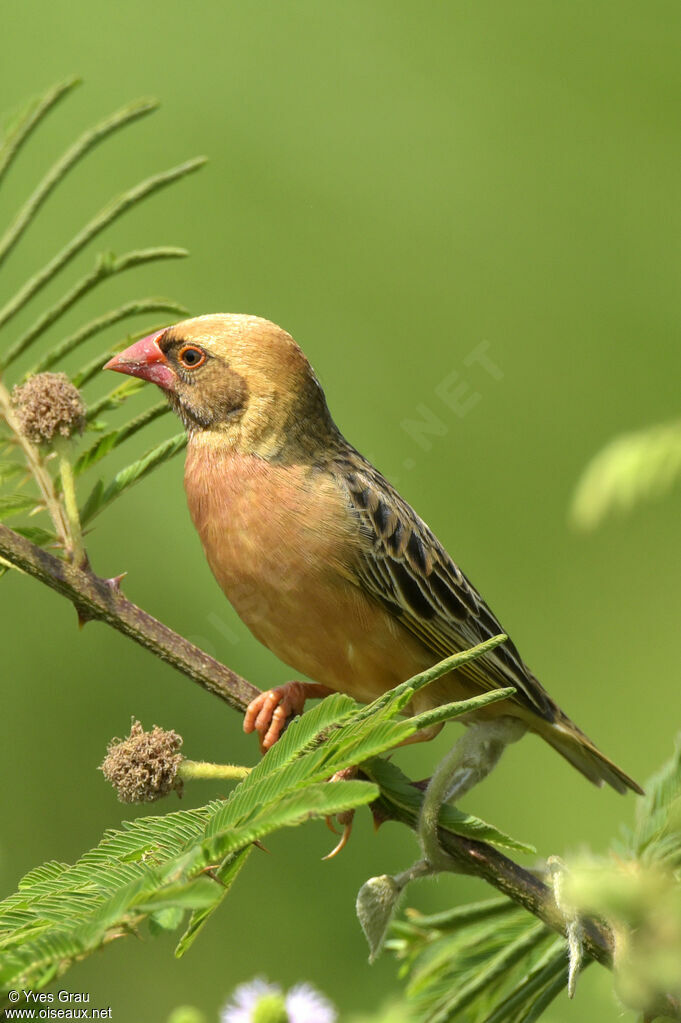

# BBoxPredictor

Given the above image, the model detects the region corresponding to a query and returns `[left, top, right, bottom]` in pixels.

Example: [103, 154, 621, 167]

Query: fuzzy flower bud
[12, 372, 86, 444]
[100, 720, 183, 803]
[167, 1010, 206, 1023]
[356, 874, 402, 962]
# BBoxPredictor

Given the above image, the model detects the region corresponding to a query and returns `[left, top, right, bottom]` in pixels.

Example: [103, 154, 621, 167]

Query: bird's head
[105, 313, 336, 457]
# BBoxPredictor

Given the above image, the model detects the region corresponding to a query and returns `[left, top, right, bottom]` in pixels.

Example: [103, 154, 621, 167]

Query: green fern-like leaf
[0, 651, 533, 1000]
[366, 757, 534, 855]
[387, 896, 566, 1023]
[0, 493, 39, 520]
[0, 462, 24, 484]
[73, 402, 169, 477]
[0, 78, 205, 562]
[79, 433, 187, 525]
[571, 419, 681, 530]
[388, 741, 681, 1023]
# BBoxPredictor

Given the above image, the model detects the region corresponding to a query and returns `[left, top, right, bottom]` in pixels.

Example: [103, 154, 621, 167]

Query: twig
[0, 522, 260, 712]
[53, 439, 85, 566]
[0, 384, 70, 547]
[375, 785, 681, 1022]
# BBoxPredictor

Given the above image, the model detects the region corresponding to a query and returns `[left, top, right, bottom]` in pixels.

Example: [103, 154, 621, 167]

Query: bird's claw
[322, 767, 358, 859]
[243, 681, 308, 752]
[322, 810, 354, 860]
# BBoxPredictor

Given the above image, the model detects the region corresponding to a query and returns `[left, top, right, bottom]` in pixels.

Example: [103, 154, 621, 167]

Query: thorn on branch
[105, 572, 127, 594]
[76, 603, 97, 628]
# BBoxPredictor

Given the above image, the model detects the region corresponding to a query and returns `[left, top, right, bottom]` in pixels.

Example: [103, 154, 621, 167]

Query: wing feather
[334, 451, 555, 721]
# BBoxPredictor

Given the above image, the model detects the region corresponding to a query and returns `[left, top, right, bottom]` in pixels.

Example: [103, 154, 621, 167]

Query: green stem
[0, 77, 80, 187]
[4, 248, 187, 372]
[28, 297, 187, 377]
[55, 439, 85, 567]
[0, 156, 205, 336]
[0, 98, 158, 273]
[419, 734, 468, 869]
[178, 760, 251, 782]
[0, 381, 70, 548]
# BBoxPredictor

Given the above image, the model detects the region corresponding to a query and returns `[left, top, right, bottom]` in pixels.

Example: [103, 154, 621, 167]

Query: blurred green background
[1, 2, 680, 1020]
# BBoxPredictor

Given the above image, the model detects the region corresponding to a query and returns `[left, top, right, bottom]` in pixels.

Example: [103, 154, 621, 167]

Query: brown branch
[0, 522, 260, 712]
[380, 785, 612, 962]
[1, 521, 679, 1020]
[375, 788, 681, 1021]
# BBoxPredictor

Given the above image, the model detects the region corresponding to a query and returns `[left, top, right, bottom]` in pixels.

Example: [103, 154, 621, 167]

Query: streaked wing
[332, 449, 554, 721]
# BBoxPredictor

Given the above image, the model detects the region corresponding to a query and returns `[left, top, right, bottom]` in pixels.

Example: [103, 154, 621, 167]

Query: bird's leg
[244, 681, 333, 752]
[419, 717, 526, 870]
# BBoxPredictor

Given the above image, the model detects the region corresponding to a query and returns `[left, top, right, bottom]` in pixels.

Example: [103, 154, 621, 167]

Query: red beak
[104, 330, 176, 391]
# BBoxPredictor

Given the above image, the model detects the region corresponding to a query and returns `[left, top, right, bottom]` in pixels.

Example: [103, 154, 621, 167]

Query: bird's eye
[178, 345, 206, 369]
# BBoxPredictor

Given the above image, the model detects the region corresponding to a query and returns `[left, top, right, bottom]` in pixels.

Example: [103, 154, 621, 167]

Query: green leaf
[356, 635, 509, 721]
[73, 403, 169, 477]
[0, 493, 38, 521]
[366, 757, 535, 854]
[0, 77, 80, 187]
[215, 719, 408, 835]
[0, 462, 24, 484]
[512, 968, 569, 1023]
[85, 378, 147, 421]
[72, 321, 169, 388]
[388, 893, 565, 1023]
[12, 525, 57, 546]
[79, 433, 187, 524]
[0, 97, 159, 274]
[425, 922, 549, 1022]
[356, 874, 403, 962]
[408, 687, 516, 733]
[174, 848, 251, 958]
[631, 737, 681, 866]
[148, 906, 185, 936]
[199, 780, 379, 866]
[0, 154, 205, 338]
[10, 251, 186, 372]
[571, 419, 681, 530]
[236, 691, 359, 794]
[399, 896, 519, 934]
[28, 298, 187, 376]
[482, 943, 568, 1023]
[17, 862, 70, 890]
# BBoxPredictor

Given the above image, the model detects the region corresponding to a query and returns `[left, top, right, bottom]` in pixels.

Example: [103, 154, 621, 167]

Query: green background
[1, 2, 680, 1020]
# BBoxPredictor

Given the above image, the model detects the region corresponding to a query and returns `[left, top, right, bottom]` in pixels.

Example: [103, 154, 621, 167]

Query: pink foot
[244, 681, 332, 752]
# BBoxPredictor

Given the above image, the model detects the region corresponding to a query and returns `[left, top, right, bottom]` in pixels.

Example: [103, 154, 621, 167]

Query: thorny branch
[0, 522, 260, 712]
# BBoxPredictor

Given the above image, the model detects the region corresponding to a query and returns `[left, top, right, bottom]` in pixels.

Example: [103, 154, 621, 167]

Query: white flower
[285, 983, 337, 1023]
[221, 978, 337, 1023]
[222, 978, 282, 1023]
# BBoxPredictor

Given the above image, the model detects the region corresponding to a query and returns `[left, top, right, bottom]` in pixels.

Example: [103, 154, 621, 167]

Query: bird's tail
[535, 712, 643, 795]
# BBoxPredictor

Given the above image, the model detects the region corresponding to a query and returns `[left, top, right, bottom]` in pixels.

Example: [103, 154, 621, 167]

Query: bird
[105, 313, 642, 806]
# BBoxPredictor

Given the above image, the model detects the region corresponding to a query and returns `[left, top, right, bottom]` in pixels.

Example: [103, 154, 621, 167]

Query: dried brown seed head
[100, 720, 183, 803]
[12, 372, 86, 444]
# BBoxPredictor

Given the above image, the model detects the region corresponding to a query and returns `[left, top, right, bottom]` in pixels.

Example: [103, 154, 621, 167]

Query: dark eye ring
[178, 345, 206, 369]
